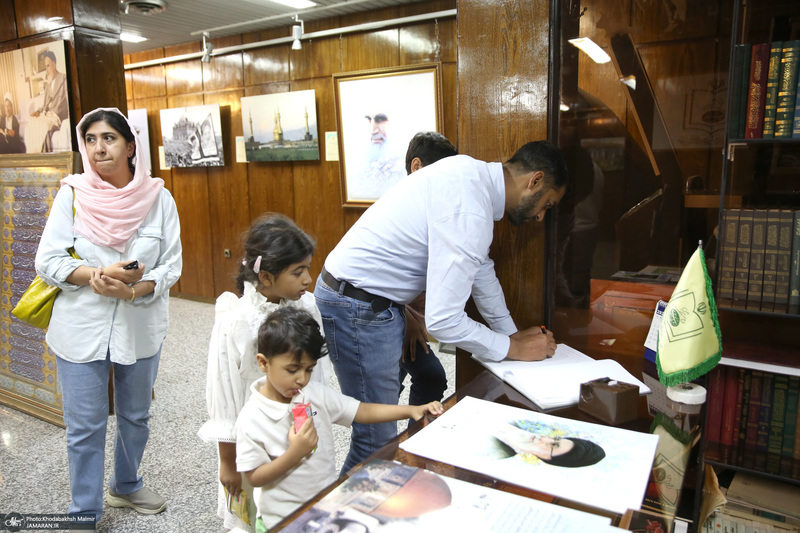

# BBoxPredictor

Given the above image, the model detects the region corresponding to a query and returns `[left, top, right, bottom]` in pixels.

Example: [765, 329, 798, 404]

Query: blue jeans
[315, 275, 405, 474]
[56, 348, 161, 520]
[399, 342, 448, 406]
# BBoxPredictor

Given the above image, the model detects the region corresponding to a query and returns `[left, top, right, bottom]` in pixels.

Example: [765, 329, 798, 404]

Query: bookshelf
[698, 1, 800, 529]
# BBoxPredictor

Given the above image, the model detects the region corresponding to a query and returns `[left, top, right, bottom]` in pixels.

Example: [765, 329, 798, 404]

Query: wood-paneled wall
[125, 0, 457, 300]
[455, 0, 553, 385]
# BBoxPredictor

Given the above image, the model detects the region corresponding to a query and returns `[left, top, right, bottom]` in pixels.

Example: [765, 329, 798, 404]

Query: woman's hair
[235, 213, 316, 294]
[540, 437, 605, 468]
[80, 109, 136, 174]
[257, 307, 326, 362]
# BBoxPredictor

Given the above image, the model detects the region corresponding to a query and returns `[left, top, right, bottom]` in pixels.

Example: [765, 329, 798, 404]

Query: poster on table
[400, 396, 659, 514]
[159, 104, 224, 167]
[0, 40, 72, 155]
[240, 89, 319, 162]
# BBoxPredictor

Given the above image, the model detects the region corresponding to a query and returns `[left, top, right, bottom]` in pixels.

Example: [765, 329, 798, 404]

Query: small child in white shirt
[235, 306, 444, 531]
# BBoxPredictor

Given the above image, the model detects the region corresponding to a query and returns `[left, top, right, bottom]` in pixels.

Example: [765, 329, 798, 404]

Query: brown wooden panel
[244, 44, 291, 86]
[129, 48, 167, 99]
[291, 77, 345, 282]
[74, 28, 126, 114]
[293, 34, 342, 80]
[398, 17, 456, 65]
[341, 29, 399, 72]
[166, 93, 214, 299]
[203, 89, 250, 297]
[13, 0, 72, 38]
[202, 35, 243, 92]
[458, 0, 551, 335]
[125, 70, 133, 100]
[441, 61, 457, 147]
[165, 42, 203, 96]
[72, 0, 120, 34]
[0, 0, 17, 41]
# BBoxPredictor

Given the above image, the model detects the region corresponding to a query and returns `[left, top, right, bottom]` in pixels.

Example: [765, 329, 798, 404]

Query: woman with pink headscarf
[35, 108, 182, 531]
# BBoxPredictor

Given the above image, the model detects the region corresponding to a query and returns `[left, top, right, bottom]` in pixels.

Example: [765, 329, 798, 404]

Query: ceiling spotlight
[291, 15, 304, 51]
[201, 32, 214, 63]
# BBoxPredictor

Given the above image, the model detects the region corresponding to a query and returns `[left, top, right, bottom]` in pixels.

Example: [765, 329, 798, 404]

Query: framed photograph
[334, 64, 442, 207]
[159, 104, 224, 167]
[0, 40, 73, 154]
[240, 89, 319, 162]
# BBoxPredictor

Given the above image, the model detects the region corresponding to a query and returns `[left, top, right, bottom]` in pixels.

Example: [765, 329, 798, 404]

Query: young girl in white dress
[199, 213, 331, 532]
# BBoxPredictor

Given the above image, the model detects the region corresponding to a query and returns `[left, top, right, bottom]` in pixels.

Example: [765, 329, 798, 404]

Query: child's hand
[410, 401, 445, 421]
[288, 416, 318, 457]
[219, 460, 243, 497]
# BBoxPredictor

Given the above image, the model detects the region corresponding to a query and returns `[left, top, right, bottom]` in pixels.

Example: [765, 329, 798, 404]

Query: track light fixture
[201, 32, 214, 63]
[291, 15, 304, 51]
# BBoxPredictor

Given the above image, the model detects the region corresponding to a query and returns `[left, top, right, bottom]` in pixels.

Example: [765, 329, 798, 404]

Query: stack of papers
[474, 344, 651, 410]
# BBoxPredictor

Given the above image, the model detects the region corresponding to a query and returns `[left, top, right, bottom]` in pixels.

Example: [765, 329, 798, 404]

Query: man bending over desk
[316, 140, 569, 473]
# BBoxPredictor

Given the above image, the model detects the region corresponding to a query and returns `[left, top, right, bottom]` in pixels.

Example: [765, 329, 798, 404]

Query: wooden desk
[273, 368, 699, 531]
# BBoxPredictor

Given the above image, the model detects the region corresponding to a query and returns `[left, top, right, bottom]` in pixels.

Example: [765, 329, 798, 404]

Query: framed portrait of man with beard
[334, 64, 442, 207]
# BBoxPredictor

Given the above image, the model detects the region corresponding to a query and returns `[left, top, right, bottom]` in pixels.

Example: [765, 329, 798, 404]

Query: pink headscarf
[61, 107, 163, 253]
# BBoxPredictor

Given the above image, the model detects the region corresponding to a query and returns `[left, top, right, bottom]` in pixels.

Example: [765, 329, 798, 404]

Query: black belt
[320, 267, 397, 313]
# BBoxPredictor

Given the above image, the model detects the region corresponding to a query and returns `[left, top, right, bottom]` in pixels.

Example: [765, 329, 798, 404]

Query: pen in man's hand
[540, 325, 547, 334]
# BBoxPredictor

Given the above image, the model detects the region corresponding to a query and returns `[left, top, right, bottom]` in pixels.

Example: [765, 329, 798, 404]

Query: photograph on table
[281, 459, 614, 533]
[159, 104, 224, 167]
[0, 40, 72, 155]
[240, 89, 319, 162]
[333, 63, 442, 207]
[400, 396, 659, 514]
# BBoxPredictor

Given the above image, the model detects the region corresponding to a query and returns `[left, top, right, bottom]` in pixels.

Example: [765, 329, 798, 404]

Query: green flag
[656, 246, 722, 386]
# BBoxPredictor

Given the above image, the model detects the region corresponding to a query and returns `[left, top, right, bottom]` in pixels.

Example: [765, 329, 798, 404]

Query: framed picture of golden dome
[240, 89, 319, 162]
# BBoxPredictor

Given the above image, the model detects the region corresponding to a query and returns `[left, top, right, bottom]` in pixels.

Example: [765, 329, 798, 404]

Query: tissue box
[578, 377, 639, 425]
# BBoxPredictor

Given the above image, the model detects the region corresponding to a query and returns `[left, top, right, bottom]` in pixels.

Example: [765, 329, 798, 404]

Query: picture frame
[333, 63, 442, 207]
[159, 104, 224, 167]
[240, 89, 319, 162]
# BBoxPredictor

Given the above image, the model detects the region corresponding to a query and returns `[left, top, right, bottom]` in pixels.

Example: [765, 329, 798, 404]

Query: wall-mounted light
[201, 32, 214, 63]
[568, 37, 611, 64]
[291, 15, 304, 51]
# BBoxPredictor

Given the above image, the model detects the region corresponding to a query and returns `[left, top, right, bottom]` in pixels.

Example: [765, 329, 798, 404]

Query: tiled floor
[0, 297, 455, 532]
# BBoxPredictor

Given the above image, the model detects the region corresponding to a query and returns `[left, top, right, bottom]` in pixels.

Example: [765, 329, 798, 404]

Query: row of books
[706, 365, 800, 459]
[717, 208, 800, 313]
[729, 41, 800, 139]
[703, 510, 800, 533]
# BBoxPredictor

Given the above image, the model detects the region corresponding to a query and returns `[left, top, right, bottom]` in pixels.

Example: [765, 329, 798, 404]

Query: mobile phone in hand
[123, 260, 139, 270]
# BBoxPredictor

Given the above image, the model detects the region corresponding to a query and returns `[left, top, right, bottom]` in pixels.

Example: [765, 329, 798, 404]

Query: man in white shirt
[315, 140, 568, 472]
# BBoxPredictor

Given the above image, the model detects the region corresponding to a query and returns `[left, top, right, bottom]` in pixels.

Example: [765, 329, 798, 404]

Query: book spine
[762, 41, 784, 138]
[756, 372, 773, 452]
[738, 44, 753, 139]
[761, 209, 780, 312]
[775, 40, 800, 138]
[721, 366, 741, 446]
[745, 371, 763, 450]
[747, 209, 767, 310]
[795, 383, 800, 460]
[730, 45, 748, 139]
[732, 368, 744, 449]
[745, 43, 771, 139]
[706, 366, 726, 443]
[783, 376, 799, 457]
[718, 209, 741, 306]
[737, 369, 752, 449]
[794, 70, 800, 137]
[768, 374, 788, 455]
[775, 209, 794, 313]
[791, 210, 800, 314]
[733, 209, 754, 309]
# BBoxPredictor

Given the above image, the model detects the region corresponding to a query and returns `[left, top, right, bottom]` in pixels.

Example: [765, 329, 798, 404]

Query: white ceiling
[119, 0, 429, 55]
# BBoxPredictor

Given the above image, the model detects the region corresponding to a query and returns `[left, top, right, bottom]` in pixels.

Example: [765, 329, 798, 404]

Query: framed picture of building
[240, 90, 319, 162]
[333, 64, 442, 207]
[159, 104, 224, 167]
